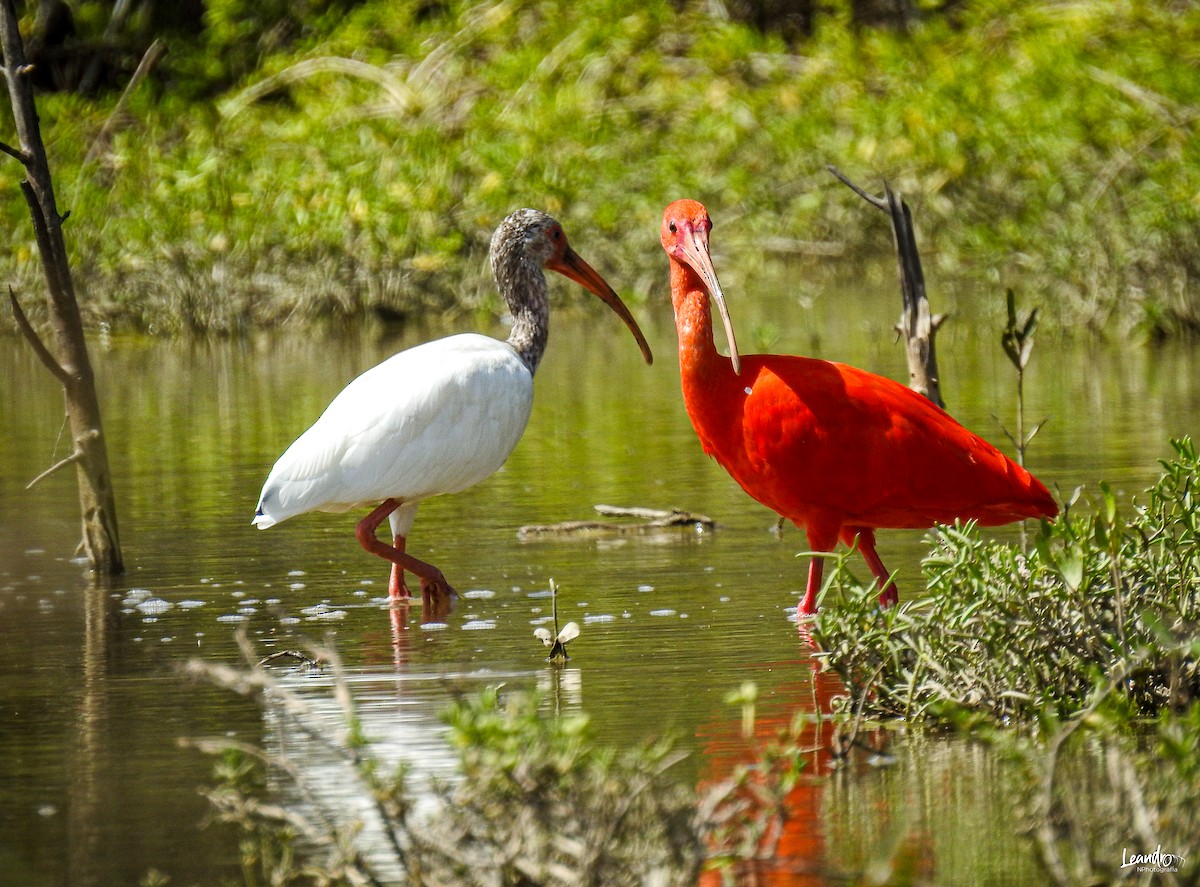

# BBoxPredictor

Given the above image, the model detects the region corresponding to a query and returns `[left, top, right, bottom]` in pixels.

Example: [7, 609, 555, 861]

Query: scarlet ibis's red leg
[799, 556, 824, 616]
[855, 530, 899, 608]
[355, 499, 458, 603]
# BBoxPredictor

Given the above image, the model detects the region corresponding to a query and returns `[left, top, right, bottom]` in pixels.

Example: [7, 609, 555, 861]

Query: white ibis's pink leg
[355, 499, 458, 603]
[387, 533, 411, 599]
[853, 528, 899, 608]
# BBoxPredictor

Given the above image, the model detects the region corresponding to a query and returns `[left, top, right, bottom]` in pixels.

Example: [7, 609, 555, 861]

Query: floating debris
[518, 504, 715, 538]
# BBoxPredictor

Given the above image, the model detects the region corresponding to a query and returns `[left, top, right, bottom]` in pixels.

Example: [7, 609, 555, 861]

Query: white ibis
[253, 209, 653, 608]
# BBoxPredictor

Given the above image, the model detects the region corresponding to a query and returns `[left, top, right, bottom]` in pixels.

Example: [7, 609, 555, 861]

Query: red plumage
[662, 199, 1057, 615]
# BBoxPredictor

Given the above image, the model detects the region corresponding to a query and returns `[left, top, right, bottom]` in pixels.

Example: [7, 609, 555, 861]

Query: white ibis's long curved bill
[549, 247, 654, 365]
[673, 225, 741, 374]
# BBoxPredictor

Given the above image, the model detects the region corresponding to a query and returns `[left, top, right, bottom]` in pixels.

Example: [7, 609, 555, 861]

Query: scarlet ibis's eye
[668, 221, 677, 234]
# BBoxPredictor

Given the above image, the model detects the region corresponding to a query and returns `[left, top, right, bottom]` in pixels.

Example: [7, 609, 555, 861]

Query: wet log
[828, 165, 946, 409]
[2, 0, 123, 574]
[518, 505, 715, 539]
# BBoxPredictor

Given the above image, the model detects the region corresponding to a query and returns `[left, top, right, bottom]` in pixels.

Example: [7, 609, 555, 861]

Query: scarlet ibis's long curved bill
[672, 222, 742, 374]
[549, 247, 654, 365]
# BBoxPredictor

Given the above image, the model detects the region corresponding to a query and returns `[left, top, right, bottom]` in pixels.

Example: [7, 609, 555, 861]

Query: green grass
[3, 0, 1199, 333]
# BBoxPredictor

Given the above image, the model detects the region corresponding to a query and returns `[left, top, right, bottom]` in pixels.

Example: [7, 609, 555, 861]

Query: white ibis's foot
[387, 569, 413, 602]
[418, 573, 457, 604]
[419, 575, 456, 621]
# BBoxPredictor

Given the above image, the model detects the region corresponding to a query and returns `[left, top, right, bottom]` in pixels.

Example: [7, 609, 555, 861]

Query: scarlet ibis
[660, 199, 1058, 615]
[254, 209, 653, 606]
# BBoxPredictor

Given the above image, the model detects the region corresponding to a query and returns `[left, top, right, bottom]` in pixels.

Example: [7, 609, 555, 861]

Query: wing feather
[254, 334, 533, 527]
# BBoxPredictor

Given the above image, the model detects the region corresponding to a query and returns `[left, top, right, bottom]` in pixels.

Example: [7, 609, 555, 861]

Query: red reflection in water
[696, 627, 932, 885]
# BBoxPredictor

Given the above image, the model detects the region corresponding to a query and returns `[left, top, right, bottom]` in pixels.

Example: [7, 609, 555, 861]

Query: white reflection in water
[260, 665, 575, 877]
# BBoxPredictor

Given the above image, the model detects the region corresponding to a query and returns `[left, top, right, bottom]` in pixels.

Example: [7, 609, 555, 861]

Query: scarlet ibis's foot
[879, 584, 899, 609]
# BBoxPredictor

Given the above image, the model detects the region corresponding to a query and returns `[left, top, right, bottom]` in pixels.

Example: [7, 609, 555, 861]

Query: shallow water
[1, 271, 1197, 885]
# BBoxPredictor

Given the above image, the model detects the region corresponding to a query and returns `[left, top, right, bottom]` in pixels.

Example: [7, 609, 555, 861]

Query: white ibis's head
[492, 209, 653, 365]
[661, 199, 741, 374]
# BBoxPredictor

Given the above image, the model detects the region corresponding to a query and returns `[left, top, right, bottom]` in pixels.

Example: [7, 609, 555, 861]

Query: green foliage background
[2, 0, 1198, 333]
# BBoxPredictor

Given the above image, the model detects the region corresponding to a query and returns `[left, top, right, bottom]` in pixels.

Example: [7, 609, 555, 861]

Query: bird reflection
[696, 646, 929, 885]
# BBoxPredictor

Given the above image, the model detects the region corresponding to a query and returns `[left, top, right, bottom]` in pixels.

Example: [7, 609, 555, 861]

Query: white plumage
[251, 209, 652, 607]
[254, 334, 533, 528]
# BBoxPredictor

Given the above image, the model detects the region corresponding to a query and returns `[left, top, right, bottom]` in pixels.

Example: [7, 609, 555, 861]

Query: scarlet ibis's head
[493, 209, 653, 365]
[661, 200, 741, 374]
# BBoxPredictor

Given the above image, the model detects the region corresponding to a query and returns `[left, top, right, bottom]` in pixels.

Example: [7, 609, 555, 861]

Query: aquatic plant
[185, 634, 810, 886]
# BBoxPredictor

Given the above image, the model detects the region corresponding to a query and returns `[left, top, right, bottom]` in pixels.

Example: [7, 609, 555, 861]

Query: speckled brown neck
[490, 210, 553, 375]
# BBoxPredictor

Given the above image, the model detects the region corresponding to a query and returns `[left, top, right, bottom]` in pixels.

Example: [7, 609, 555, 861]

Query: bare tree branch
[828, 165, 946, 408]
[26, 430, 100, 489]
[9, 286, 71, 383]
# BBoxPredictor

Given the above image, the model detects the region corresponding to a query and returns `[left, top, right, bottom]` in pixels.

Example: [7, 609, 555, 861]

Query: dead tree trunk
[828, 165, 946, 409]
[1, 0, 123, 574]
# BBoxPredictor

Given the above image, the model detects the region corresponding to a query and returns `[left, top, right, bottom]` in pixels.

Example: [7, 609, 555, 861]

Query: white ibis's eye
[668, 221, 677, 234]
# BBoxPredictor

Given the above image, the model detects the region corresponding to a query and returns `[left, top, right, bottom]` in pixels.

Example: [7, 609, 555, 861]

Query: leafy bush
[813, 437, 1200, 725]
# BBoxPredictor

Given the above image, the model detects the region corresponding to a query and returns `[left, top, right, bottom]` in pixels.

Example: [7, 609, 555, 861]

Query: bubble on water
[217, 614, 248, 624]
[462, 619, 497, 630]
[289, 582, 306, 591]
[123, 588, 153, 606]
[584, 614, 615, 624]
[637, 584, 655, 592]
[530, 616, 553, 625]
[287, 570, 306, 577]
[463, 589, 495, 600]
[649, 609, 677, 617]
[137, 597, 172, 615]
[238, 607, 257, 616]
[526, 589, 553, 599]
[178, 600, 206, 609]
[279, 616, 301, 626]
[421, 622, 449, 631]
